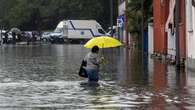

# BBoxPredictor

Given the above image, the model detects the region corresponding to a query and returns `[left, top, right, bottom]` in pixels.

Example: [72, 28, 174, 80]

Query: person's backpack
[78, 60, 88, 78]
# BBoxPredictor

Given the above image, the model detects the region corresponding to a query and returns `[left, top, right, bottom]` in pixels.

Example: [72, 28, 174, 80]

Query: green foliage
[0, 0, 17, 27]
[126, 0, 152, 36]
[0, 0, 117, 31]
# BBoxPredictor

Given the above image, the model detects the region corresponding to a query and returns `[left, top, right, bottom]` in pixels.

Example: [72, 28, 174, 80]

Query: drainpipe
[175, 0, 180, 67]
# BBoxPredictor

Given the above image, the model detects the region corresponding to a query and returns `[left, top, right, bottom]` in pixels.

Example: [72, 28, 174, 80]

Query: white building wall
[186, 1, 195, 59]
[148, 23, 154, 54]
[167, 30, 176, 59]
[192, 6, 195, 58]
[118, 2, 125, 15]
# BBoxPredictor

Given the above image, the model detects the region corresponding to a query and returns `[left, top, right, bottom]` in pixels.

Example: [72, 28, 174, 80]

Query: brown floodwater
[0, 44, 195, 110]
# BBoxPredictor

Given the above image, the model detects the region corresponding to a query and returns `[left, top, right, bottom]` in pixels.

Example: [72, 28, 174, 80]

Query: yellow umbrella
[84, 36, 123, 48]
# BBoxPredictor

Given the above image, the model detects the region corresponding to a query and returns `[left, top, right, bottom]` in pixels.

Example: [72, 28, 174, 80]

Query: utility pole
[0, 27, 2, 45]
[141, 0, 144, 53]
[0, 20, 2, 45]
[175, 0, 180, 67]
[125, 0, 129, 46]
[110, 0, 113, 37]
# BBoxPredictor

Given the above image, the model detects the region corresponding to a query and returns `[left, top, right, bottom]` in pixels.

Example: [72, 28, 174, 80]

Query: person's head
[91, 46, 99, 53]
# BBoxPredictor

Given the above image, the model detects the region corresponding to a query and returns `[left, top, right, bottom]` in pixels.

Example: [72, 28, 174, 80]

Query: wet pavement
[0, 44, 195, 110]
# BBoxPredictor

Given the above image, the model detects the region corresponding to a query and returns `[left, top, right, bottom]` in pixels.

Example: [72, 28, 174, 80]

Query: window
[54, 28, 62, 33]
[98, 29, 105, 34]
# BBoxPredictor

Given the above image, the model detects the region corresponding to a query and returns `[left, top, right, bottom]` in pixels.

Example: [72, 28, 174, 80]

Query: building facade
[186, 0, 195, 59]
[153, 0, 169, 55]
[186, 0, 195, 69]
[152, 0, 186, 61]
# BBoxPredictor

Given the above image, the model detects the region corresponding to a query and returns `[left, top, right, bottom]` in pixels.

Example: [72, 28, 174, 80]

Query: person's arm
[82, 54, 88, 67]
[91, 54, 103, 65]
[83, 53, 88, 62]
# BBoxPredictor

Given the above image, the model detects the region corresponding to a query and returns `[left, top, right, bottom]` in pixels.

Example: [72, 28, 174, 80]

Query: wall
[167, 29, 176, 58]
[118, 1, 125, 15]
[148, 23, 154, 54]
[153, 0, 169, 55]
[186, 0, 195, 59]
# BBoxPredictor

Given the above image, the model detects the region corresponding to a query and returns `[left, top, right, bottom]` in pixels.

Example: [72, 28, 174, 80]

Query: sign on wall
[117, 15, 125, 27]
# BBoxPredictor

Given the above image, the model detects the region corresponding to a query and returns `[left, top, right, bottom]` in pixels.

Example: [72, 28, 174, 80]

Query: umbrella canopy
[10, 28, 21, 34]
[84, 36, 123, 48]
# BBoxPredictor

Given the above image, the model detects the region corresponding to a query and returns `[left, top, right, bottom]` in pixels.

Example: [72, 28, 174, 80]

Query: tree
[126, 0, 152, 37]
[0, 0, 17, 28]
[0, 0, 118, 30]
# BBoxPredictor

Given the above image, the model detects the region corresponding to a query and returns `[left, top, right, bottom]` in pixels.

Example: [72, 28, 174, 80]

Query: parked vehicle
[0, 30, 6, 37]
[24, 31, 40, 42]
[50, 20, 106, 43]
[41, 32, 51, 42]
[5, 32, 15, 44]
[106, 26, 117, 37]
[0, 30, 6, 43]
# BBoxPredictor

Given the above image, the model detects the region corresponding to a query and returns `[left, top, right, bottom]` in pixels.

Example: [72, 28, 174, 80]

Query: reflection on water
[0, 44, 195, 109]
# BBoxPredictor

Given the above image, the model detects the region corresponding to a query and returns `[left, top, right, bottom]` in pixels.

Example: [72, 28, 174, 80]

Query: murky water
[0, 44, 195, 110]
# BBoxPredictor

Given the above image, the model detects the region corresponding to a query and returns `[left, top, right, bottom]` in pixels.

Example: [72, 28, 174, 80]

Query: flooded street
[0, 44, 195, 110]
